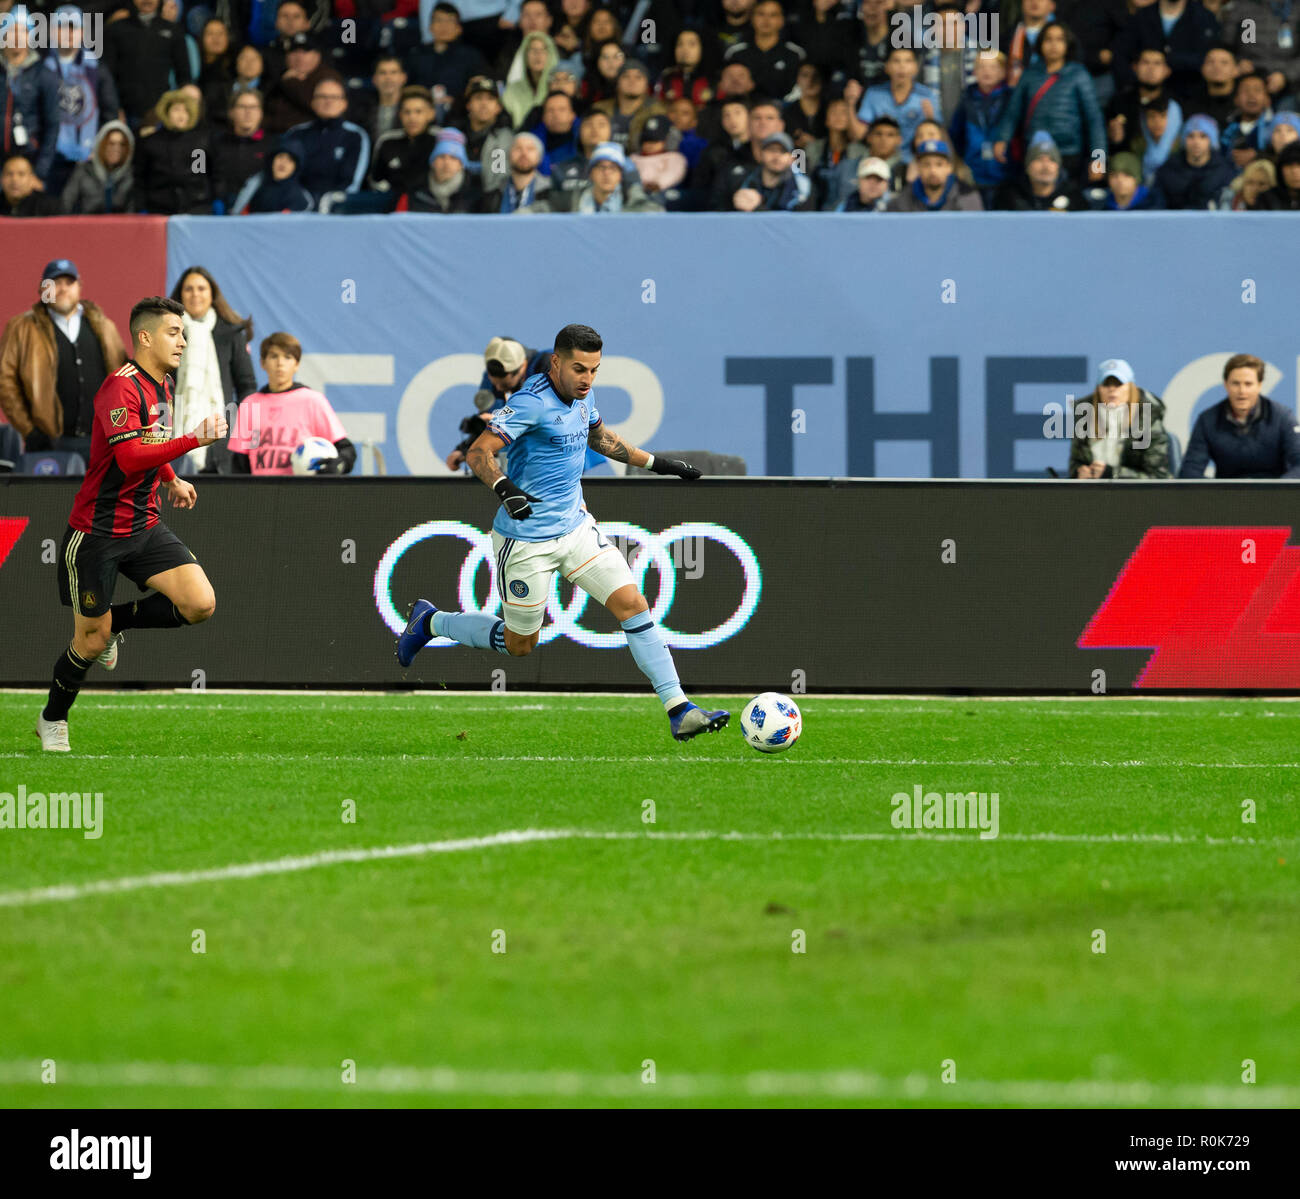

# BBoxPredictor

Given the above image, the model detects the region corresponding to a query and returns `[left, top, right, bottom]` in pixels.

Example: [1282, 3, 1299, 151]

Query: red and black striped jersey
[68, 361, 196, 538]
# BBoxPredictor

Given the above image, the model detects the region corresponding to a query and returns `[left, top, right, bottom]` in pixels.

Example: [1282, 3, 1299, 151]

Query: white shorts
[492, 514, 635, 636]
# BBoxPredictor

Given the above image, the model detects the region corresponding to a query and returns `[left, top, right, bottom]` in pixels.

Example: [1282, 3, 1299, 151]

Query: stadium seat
[628, 452, 746, 477]
[0, 425, 21, 473]
[19, 451, 86, 476]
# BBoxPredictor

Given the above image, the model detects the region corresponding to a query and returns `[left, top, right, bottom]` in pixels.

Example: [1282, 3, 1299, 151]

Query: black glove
[648, 455, 701, 480]
[493, 476, 540, 519]
[316, 456, 347, 475]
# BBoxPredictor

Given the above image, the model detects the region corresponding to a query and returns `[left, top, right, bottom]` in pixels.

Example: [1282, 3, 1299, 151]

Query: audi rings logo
[373, 520, 762, 649]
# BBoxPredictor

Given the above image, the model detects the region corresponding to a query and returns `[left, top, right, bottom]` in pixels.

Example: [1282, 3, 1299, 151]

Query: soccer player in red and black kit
[36, 297, 228, 752]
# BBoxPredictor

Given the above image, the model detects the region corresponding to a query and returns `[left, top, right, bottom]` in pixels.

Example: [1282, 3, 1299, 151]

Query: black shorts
[58, 522, 197, 618]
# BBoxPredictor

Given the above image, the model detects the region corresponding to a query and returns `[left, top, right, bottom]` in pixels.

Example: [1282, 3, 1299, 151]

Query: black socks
[43, 645, 92, 721]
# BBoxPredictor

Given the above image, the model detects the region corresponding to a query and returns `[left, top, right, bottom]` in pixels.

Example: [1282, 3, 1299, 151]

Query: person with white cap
[1068, 358, 1171, 480]
[444, 337, 551, 471]
[837, 156, 892, 212]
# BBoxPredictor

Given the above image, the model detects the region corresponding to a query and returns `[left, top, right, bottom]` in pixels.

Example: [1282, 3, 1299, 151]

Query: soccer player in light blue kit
[397, 323, 730, 741]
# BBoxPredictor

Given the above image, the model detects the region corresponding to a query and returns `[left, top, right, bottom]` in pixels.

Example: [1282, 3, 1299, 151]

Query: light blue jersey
[487, 371, 602, 542]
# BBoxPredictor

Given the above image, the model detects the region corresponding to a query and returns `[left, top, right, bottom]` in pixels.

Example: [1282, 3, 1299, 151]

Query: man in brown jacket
[0, 260, 127, 458]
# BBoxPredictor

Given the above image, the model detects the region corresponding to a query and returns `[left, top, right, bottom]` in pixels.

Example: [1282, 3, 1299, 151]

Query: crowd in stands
[1, 0, 1299, 214]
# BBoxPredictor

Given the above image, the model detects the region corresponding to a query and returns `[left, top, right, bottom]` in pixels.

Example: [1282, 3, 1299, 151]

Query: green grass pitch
[0, 691, 1297, 1108]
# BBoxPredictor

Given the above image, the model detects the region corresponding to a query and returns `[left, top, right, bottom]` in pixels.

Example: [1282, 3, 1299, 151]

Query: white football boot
[35, 713, 71, 752]
[97, 634, 121, 671]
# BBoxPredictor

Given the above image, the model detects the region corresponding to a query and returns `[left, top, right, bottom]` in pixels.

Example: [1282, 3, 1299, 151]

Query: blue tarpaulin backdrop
[167, 213, 1300, 477]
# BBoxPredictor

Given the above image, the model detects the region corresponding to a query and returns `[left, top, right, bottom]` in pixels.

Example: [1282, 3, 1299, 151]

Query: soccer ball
[290, 436, 338, 475]
[740, 692, 802, 753]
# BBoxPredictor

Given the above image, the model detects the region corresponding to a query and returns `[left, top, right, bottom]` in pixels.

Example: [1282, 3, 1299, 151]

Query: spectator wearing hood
[1, 11, 61, 182]
[887, 138, 983, 211]
[232, 145, 315, 211]
[480, 129, 552, 210]
[531, 90, 581, 167]
[731, 131, 814, 210]
[1259, 141, 1300, 208]
[402, 129, 483, 211]
[263, 30, 335, 135]
[1068, 359, 1172, 480]
[407, 4, 492, 107]
[538, 140, 662, 211]
[629, 113, 687, 199]
[212, 89, 268, 212]
[61, 121, 137, 213]
[948, 49, 1012, 210]
[1096, 150, 1161, 210]
[993, 21, 1105, 183]
[593, 60, 668, 150]
[1154, 113, 1235, 207]
[994, 132, 1087, 210]
[103, 0, 193, 126]
[133, 87, 211, 212]
[44, 7, 123, 194]
[368, 85, 440, 195]
[281, 75, 371, 207]
[837, 156, 893, 212]
[1179, 353, 1300, 480]
[504, 31, 560, 128]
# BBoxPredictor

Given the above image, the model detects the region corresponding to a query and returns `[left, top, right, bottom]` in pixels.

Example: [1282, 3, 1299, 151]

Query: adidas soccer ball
[290, 436, 338, 476]
[741, 692, 802, 753]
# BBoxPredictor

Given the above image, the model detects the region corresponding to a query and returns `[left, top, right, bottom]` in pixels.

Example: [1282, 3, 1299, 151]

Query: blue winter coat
[994, 60, 1105, 162]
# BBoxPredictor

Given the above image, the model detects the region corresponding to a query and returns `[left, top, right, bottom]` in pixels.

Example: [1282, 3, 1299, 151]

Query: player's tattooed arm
[466, 430, 506, 488]
[588, 425, 649, 467]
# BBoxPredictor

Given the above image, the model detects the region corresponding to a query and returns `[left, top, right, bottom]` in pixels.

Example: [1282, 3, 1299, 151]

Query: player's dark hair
[128, 296, 185, 340]
[170, 265, 253, 342]
[554, 325, 603, 357]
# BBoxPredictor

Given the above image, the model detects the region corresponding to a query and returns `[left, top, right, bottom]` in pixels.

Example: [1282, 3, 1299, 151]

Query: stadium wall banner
[6, 477, 1300, 692]
[0, 216, 168, 337]
[162, 213, 1300, 479]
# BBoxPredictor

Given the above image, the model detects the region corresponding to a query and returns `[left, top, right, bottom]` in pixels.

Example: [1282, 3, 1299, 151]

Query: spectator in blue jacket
[45, 9, 122, 194]
[1179, 353, 1300, 480]
[282, 77, 371, 208]
[0, 13, 61, 183]
[994, 21, 1106, 183]
[948, 50, 1011, 210]
[1153, 113, 1235, 207]
[857, 46, 941, 162]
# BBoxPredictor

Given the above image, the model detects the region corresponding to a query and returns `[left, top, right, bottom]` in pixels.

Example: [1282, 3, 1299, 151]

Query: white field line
[0, 1059, 1291, 1107]
[3, 751, 1300, 769]
[0, 828, 1289, 911]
